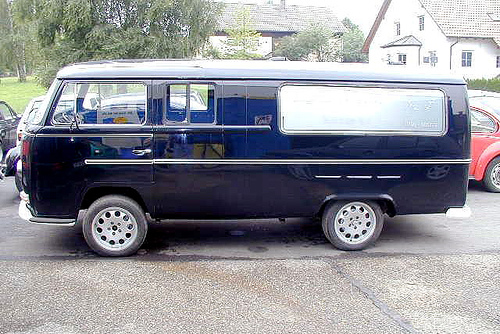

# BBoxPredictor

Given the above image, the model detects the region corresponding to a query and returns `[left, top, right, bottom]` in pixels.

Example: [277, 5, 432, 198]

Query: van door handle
[132, 149, 152, 156]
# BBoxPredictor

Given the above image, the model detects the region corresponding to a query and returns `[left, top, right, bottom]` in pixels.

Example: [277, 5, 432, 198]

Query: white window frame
[462, 51, 473, 67]
[398, 54, 407, 65]
[418, 16, 425, 31]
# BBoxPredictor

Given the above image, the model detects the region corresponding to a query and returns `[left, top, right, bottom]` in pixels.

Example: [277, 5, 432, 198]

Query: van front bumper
[19, 191, 76, 226]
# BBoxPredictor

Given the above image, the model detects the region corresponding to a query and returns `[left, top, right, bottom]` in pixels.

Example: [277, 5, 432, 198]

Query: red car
[469, 92, 500, 192]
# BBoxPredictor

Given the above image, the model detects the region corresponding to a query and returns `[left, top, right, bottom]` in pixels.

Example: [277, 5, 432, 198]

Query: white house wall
[450, 38, 500, 79]
[369, 0, 500, 79]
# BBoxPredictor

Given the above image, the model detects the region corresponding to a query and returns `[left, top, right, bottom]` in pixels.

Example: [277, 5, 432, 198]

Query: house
[363, 0, 500, 79]
[210, 0, 346, 57]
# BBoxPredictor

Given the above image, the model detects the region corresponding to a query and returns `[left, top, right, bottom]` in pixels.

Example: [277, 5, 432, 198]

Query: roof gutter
[450, 37, 459, 70]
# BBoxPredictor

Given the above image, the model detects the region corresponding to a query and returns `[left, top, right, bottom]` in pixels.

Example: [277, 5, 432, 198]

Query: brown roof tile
[218, 3, 346, 34]
[420, 0, 500, 43]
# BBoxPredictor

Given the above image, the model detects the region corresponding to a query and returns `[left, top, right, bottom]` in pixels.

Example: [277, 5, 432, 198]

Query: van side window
[51, 82, 146, 125]
[279, 85, 446, 136]
[165, 83, 215, 124]
[52, 83, 76, 125]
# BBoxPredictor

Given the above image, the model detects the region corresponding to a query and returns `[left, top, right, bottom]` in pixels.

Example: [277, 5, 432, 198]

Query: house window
[395, 22, 400, 36]
[418, 16, 425, 30]
[398, 54, 407, 64]
[497, 56, 500, 68]
[462, 51, 473, 67]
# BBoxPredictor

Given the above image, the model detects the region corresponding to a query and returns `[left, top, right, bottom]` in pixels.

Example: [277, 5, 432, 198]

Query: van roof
[57, 59, 466, 85]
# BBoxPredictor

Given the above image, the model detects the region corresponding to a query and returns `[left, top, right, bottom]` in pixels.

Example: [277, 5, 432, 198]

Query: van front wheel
[83, 195, 148, 257]
[322, 201, 383, 250]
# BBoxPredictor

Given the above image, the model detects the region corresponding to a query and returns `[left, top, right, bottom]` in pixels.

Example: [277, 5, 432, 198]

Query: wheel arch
[317, 194, 397, 218]
[80, 186, 150, 214]
[474, 143, 500, 181]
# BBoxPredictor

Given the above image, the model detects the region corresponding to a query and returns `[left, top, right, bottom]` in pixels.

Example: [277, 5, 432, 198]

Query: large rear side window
[279, 85, 446, 136]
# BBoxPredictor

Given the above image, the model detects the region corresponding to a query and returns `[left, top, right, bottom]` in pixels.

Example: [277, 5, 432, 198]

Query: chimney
[280, 0, 286, 9]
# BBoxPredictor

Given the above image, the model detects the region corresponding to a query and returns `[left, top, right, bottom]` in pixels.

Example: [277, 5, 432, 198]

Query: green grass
[0, 76, 47, 114]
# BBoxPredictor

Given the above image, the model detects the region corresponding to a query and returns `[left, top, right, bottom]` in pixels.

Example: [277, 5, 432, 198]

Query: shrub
[467, 78, 500, 93]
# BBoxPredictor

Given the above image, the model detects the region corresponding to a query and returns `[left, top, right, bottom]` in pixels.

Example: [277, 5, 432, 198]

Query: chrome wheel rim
[334, 202, 377, 245]
[491, 163, 500, 188]
[91, 207, 138, 251]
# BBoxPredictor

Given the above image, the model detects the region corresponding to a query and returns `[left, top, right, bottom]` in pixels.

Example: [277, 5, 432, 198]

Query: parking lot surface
[0, 178, 499, 333]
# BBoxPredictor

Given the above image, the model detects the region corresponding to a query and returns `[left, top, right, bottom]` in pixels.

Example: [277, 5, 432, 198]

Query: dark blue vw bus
[19, 60, 471, 256]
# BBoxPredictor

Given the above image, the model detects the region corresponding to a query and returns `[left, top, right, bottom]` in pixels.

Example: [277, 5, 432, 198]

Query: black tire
[322, 200, 384, 251]
[14, 171, 22, 192]
[82, 195, 148, 257]
[483, 157, 500, 193]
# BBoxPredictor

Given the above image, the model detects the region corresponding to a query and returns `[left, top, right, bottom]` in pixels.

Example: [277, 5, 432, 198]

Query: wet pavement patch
[248, 246, 268, 253]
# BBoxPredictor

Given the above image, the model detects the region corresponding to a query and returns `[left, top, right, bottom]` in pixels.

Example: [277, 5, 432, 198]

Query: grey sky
[220, 0, 386, 35]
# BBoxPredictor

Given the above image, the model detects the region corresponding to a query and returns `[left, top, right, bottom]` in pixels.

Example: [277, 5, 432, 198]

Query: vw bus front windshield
[32, 80, 59, 125]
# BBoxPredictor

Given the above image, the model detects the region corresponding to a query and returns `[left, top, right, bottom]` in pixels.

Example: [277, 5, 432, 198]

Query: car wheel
[322, 200, 384, 251]
[483, 157, 500, 193]
[82, 195, 148, 257]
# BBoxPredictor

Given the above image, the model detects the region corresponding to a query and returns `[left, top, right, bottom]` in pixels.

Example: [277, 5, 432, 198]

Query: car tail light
[21, 138, 30, 193]
[22, 138, 30, 157]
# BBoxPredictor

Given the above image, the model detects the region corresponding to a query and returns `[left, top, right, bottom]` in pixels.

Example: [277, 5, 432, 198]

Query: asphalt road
[0, 177, 499, 334]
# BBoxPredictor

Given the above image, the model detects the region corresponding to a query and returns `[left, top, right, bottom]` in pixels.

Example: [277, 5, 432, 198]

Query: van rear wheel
[83, 195, 148, 257]
[322, 201, 383, 250]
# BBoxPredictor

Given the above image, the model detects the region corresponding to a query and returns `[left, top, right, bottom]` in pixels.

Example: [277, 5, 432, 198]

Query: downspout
[450, 38, 459, 70]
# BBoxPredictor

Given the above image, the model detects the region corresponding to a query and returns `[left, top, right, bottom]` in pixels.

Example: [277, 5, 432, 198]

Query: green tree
[222, 7, 262, 59]
[274, 24, 339, 62]
[33, 0, 222, 86]
[0, 0, 38, 82]
[340, 18, 368, 63]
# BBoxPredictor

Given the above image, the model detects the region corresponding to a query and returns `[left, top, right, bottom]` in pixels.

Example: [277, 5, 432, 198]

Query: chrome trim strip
[347, 175, 373, 179]
[37, 133, 153, 138]
[377, 176, 402, 179]
[154, 125, 270, 130]
[84, 158, 472, 165]
[152, 159, 472, 165]
[315, 175, 342, 179]
[29, 217, 76, 226]
[224, 125, 272, 131]
[85, 159, 154, 165]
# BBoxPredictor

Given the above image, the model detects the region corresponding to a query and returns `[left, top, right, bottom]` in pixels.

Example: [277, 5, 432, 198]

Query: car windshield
[25, 100, 44, 125]
[470, 96, 500, 118]
[32, 80, 59, 125]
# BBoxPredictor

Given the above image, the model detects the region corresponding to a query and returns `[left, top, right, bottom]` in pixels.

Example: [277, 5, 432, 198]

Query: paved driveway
[0, 178, 499, 333]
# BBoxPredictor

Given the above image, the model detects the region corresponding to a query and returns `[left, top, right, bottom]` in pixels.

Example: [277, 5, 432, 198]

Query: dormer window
[395, 22, 400, 36]
[487, 13, 500, 22]
[418, 16, 425, 30]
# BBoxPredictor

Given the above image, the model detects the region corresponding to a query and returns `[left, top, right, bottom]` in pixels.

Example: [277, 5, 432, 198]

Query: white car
[16, 95, 46, 145]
